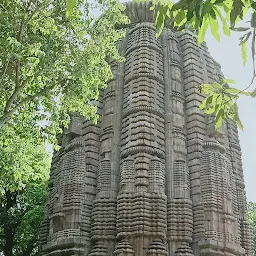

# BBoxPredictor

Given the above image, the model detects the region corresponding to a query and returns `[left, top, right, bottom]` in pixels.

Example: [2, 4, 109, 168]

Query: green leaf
[217, 94, 222, 105]
[199, 98, 208, 110]
[223, 94, 232, 102]
[199, 95, 214, 110]
[174, 0, 189, 10]
[215, 108, 224, 129]
[233, 103, 244, 130]
[230, 0, 244, 27]
[225, 87, 241, 94]
[222, 79, 236, 84]
[206, 95, 214, 105]
[214, 102, 221, 112]
[66, 0, 76, 18]
[252, 2, 256, 11]
[240, 91, 251, 96]
[215, 0, 225, 4]
[251, 12, 256, 27]
[215, 8, 230, 36]
[195, 2, 202, 19]
[231, 27, 250, 32]
[209, 15, 220, 41]
[202, 1, 213, 15]
[198, 16, 209, 44]
[174, 10, 186, 26]
[156, 12, 165, 37]
[211, 82, 222, 89]
[204, 107, 217, 114]
[240, 31, 252, 45]
[250, 88, 256, 98]
[156, 4, 170, 37]
[200, 83, 215, 94]
[188, 0, 198, 12]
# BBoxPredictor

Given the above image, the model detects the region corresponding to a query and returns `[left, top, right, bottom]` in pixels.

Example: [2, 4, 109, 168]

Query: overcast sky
[205, 29, 256, 202]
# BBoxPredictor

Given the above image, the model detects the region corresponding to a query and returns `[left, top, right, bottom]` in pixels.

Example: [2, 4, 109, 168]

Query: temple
[40, 2, 254, 256]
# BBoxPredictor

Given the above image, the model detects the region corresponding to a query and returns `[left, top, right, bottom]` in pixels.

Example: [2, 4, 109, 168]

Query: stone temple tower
[40, 2, 254, 256]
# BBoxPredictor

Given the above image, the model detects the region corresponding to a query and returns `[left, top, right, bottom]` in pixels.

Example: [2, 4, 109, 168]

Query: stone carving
[40, 2, 254, 256]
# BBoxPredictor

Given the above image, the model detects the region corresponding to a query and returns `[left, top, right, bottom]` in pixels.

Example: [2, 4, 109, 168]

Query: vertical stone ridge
[162, 28, 193, 256]
[41, 114, 101, 255]
[178, 31, 206, 256]
[226, 121, 254, 255]
[116, 21, 167, 256]
[212, 57, 253, 254]
[197, 138, 244, 255]
[178, 30, 251, 255]
[90, 38, 127, 256]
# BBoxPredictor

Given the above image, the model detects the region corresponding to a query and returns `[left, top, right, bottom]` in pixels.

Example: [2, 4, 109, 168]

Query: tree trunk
[21, 241, 38, 256]
[3, 190, 17, 256]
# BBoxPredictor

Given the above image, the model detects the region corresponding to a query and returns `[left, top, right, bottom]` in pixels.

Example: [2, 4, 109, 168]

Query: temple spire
[40, 2, 254, 256]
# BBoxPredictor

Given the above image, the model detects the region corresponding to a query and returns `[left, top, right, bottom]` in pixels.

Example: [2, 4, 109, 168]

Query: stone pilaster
[162, 29, 193, 256]
[90, 39, 127, 256]
[197, 138, 244, 256]
[178, 32, 207, 255]
[41, 115, 101, 256]
[116, 20, 167, 256]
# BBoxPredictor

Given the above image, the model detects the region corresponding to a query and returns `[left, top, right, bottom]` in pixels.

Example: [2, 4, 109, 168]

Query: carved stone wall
[40, 2, 254, 256]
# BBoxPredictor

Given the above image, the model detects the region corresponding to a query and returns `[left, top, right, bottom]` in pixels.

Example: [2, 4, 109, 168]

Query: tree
[149, 0, 256, 129]
[0, 181, 49, 256]
[0, 120, 51, 256]
[0, 117, 51, 256]
[0, 121, 50, 191]
[0, 0, 128, 145]
[0, 115, 51, 256]
[248, 201, 256, 255]
[0, 1, 128, 254]
[0, 104, 51, 256]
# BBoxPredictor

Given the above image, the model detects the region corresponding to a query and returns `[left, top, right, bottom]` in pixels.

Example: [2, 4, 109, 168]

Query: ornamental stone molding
[40, 2, 254, 256]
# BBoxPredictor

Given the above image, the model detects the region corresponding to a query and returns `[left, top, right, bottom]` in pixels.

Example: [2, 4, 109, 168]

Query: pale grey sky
[205, 30, 256, 203]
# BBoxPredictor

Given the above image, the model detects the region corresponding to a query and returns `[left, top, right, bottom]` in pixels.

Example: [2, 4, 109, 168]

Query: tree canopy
[0, 1, 128, 255]
[0, 0, 128, 146]
[0, 180, 49, 256]
[0, 116, 51, 256]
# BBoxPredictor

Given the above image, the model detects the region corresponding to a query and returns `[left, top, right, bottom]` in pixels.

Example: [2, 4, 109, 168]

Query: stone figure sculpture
[40, 2, 254, 255]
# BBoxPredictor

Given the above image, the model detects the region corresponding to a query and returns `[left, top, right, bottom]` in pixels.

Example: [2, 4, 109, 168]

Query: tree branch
[2, 1, 50, 116]
[3, 77, 30, 115]
[20, 239, 38, 256]
[4, 9, 26, 119]
[0, 84, 57, 128]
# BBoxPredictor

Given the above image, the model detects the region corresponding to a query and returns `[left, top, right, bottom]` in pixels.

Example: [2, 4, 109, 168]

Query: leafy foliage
[0, 121, 50, 255]
[248, 201, 256, 255]
[148, 0, 256, 130]
[0, 181, 49, 256]
[199, 79, 250, 130]
[0, 1, 128, 254]
[0, 0, 128, 145]
[0, 118, 51, 192]
[150, 0, 251, 42]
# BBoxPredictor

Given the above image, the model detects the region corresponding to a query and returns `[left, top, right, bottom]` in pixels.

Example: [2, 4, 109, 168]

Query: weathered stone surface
[40, 2, 254, 256]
